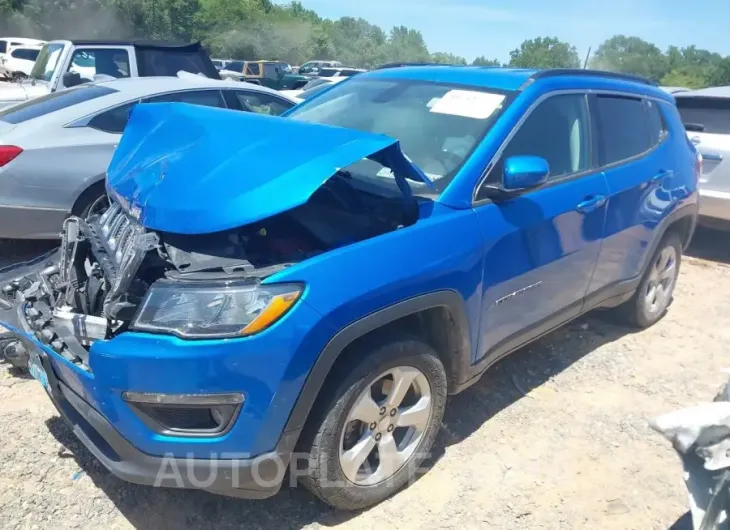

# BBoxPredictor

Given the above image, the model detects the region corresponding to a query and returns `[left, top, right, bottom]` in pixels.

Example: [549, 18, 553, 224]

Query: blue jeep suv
[0, 66, 699, 510]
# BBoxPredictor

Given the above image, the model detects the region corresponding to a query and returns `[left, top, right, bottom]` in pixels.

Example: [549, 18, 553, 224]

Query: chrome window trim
[66, 88, 229, 129]
[471, 88, 672, 206]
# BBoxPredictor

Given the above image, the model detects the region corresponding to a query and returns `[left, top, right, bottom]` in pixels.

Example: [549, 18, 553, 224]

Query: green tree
[591, 35, 668, 81]
[383, 26, 430, 63]
[430, 52, 467, 65]
[508, 37, 580, 69]
[707, 57, 730, 86]
[472, 56, 500, 67]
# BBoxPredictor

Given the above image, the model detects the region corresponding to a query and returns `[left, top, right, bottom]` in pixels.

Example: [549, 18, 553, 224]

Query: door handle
[702, 152, 724, 162]
[690, 136, 701, 145]
[576, 195, 606, 213]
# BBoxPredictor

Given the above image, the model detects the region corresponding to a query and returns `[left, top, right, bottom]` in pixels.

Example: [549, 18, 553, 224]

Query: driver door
[472, 92, 609, 364]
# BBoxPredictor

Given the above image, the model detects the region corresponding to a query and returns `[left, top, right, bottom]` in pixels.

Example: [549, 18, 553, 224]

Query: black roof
[67, 40, 204, 51]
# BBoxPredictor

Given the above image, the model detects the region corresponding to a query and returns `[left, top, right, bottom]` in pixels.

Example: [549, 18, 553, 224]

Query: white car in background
[0, 46, 41, 78]
[0, 75, 297, 239]
[0, 37, 45, 59]
[674, 87, 730, 230]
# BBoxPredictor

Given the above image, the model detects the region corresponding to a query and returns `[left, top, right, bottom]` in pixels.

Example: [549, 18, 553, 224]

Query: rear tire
[299, 335, 447, 510]
[617, 233, 682, 328]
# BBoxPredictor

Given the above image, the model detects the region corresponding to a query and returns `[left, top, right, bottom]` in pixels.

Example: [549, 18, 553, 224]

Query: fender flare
[639, 201, 698, 276]
[282, 290, 472, 435]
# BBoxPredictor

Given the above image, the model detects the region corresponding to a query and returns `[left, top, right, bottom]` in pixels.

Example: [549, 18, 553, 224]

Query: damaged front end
[0, 102, 431, 370]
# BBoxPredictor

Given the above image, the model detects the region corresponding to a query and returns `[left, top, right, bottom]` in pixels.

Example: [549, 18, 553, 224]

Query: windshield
[30, 43, 64, 82]
[287, 78, 509, 193]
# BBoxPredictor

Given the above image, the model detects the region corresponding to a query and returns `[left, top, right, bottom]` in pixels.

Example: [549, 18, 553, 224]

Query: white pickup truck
[0, 39, 220, 109]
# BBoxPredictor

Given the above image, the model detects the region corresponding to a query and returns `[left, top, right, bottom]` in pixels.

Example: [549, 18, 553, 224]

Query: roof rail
[375, 62, 457, 70]
[529, 69, 657, 87]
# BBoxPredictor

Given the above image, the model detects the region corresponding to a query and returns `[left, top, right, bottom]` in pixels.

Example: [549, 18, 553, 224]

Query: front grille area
[96, 202, 143, 277]
[86, 201, 159, 316]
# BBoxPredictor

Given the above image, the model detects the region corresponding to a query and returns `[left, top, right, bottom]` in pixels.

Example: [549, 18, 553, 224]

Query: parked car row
[0, 39, 222, 109]
[0, 65, 699, 511]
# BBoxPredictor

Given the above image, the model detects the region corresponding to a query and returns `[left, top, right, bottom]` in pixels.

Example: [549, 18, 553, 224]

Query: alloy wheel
[645, 245, 678, 314]
[339, 366, 432, 486]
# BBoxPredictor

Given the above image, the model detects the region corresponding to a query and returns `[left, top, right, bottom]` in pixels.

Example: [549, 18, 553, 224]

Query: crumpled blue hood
[106, 103, 432, 234]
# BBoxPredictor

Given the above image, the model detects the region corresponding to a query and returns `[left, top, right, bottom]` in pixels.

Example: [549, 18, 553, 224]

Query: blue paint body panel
[6, 67, 699, 469]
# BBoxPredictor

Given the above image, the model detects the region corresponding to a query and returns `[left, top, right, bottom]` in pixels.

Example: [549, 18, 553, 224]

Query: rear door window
[231, 90, 294, 115]
[0, 85, 117, 124]
[594, 95, 652, 166]
[675, 97, 730, 135]
[145, 90, 226, 108]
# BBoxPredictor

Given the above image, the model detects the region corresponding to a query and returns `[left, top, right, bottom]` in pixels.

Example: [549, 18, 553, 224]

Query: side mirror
[62, 71, 82, 88]
[503, 155, 549, 191]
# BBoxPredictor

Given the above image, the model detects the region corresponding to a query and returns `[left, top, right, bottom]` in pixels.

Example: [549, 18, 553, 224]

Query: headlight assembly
[131, 281, 302, 339]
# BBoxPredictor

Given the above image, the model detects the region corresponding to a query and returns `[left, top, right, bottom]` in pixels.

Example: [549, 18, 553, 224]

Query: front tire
[299, 335, 447, 510]
[618, 232, 682, 328]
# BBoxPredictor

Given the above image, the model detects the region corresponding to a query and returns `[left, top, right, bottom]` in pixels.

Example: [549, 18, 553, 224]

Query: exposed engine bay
[0, 177, 416, 369]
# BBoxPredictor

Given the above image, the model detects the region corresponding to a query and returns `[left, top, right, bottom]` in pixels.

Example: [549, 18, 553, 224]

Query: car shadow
[433, 314, 637, 452]
[44, 314, 635, 529]
[686, 227, 730, 265]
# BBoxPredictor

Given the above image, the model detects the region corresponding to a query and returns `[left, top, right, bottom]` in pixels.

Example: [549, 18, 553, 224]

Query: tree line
[2, 0, 729, 88]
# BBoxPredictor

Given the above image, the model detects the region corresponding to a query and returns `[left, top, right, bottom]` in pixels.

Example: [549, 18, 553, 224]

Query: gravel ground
[1, 229, 729, 530]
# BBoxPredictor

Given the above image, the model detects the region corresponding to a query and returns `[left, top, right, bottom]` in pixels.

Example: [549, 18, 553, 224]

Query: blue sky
[278, 0, 730, 62]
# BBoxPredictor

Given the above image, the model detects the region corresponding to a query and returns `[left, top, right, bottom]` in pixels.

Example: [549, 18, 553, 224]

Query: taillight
[0, 146, 22, 168]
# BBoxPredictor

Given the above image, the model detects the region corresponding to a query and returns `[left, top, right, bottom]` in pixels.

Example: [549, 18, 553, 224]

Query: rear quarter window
[0, 41, 6, 54]
[0, 86, 117, 124]
[675, 97, 730, 135]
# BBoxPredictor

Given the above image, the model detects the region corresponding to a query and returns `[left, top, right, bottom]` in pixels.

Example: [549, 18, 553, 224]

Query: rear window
[319, 68, 339, 77]
[594, 95, 652, 166]
[226, 61, 243, 72]
[245, 63, 261, 76]
[11, 48, 40, 61]
[676, 96, 730, 135]
[0, 85, 117, 124]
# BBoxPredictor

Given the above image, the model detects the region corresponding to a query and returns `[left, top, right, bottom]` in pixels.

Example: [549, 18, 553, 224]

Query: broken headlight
[131, 281, 302, 339]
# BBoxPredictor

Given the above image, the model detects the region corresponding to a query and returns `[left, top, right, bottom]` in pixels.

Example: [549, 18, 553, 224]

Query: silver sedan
[0, 75, 297, 239]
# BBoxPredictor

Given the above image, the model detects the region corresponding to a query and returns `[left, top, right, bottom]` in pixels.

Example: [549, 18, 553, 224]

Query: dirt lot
[0, 229, 729, 530]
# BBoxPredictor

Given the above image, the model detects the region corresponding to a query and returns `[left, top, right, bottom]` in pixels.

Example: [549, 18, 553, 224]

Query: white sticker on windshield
[430, 90, 505, 119]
